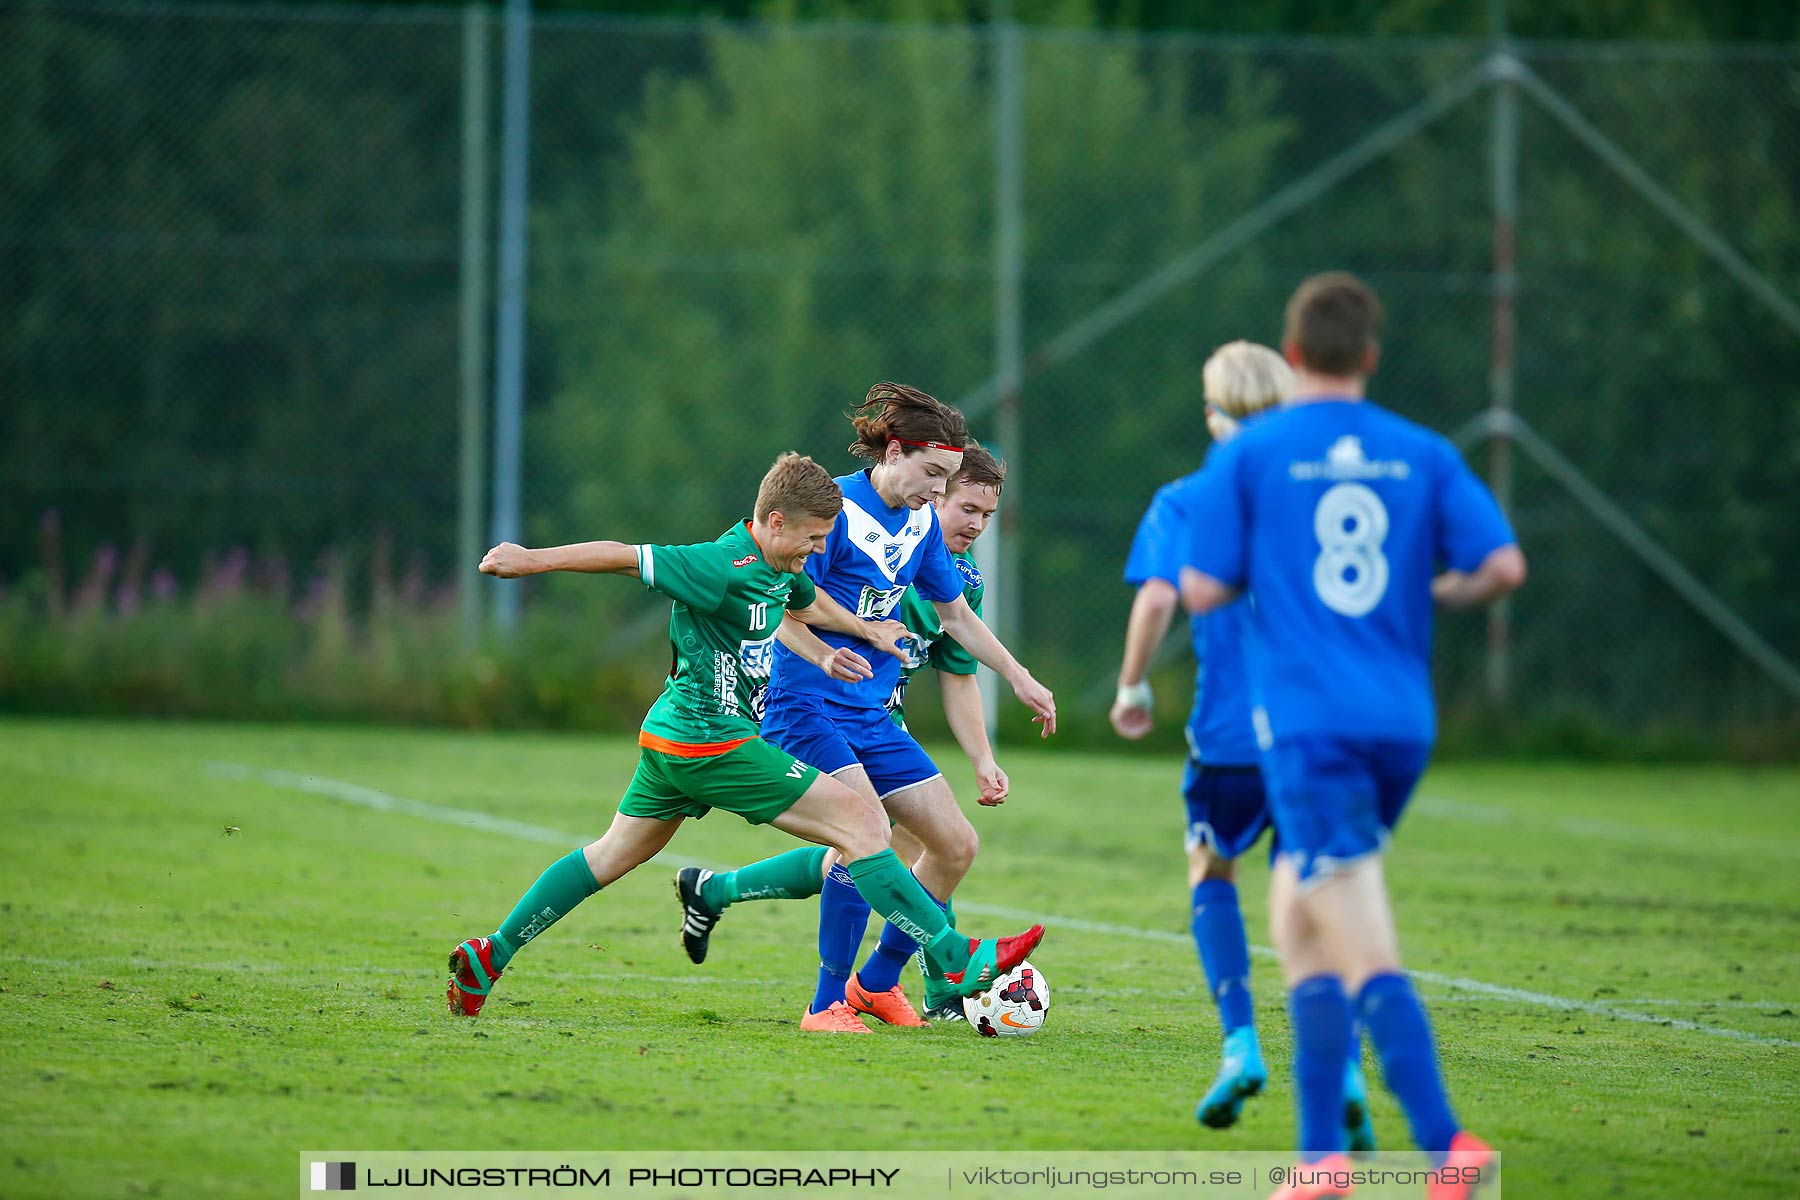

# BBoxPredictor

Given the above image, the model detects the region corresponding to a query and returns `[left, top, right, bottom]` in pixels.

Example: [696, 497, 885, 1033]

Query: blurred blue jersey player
[1113, 342, 1371, 1149]
[674, 384, 1057, 1033]
[1179, 276, 1524, 1200]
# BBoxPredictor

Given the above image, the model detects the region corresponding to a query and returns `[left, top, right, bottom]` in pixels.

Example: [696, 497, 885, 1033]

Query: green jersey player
[447, 452, 1045, 1017]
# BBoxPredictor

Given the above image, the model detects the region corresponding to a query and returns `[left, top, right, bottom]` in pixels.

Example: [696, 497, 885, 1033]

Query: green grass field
[2, 719, 1797, 1198]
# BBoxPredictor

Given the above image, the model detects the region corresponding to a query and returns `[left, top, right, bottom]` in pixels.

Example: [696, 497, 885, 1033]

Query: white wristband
[1115, 680, 1154, 712]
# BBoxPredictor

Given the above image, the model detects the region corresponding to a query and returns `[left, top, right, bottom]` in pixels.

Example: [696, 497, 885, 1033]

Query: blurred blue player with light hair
[1178, 274, 1525, 1200]
[1113, 339, 1372, 1147]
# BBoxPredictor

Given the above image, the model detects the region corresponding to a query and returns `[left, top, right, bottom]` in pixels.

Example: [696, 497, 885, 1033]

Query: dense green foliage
[284, 0, 1800, 43]
[3, 0, 1796, 747]
[4, 559, 1792, 758]
[3, 721, 1797, 1196]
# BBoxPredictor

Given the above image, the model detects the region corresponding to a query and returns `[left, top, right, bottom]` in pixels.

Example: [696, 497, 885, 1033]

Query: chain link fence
[4, 1, 1796, 752]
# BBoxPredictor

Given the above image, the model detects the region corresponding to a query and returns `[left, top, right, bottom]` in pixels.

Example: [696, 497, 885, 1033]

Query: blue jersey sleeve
[1182, 443, 1249, 590]
[1124, 484, 1183, 586]
[1435, 442, 1517, 571]
[910, 521, 964, 603]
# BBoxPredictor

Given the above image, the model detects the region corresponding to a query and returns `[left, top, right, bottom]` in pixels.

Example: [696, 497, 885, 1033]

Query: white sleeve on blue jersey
[1434, 439, 1518, 571]
[1182, 441, 1249, 590]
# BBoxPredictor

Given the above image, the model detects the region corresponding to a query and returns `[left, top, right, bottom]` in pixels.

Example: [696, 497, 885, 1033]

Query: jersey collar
[741, 519, 770, 564]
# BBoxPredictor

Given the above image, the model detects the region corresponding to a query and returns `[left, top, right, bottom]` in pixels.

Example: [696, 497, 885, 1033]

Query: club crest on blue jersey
[841, 495, 936, 583]
[769, 470, 965, 710]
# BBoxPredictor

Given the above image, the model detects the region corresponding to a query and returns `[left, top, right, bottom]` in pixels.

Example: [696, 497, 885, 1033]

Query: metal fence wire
[4, 1, 1797, 747]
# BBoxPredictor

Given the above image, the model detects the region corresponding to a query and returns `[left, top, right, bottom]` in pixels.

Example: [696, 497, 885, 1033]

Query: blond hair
[754, 452, 842, 523]
[1202, 340, 1294, 418]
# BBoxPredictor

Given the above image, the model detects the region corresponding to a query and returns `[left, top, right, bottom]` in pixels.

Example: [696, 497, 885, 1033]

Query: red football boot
[941, 924, 1044, 998]
[447, 936, 503, 1016]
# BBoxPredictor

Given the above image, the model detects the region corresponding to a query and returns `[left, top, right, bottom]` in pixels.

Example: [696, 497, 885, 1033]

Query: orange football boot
[846, 972, 927, 1027]
[798, 1000, 871, 1034]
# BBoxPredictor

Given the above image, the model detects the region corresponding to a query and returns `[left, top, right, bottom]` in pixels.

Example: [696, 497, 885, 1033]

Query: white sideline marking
[13, 954, 785, 989]
[203, 761, 715, 867]
[1414, 795, 1800, 859]
[1427, 994, 1795, 1010]
[1599, 998, 1797, 1009]
[206, 760, 1800, 1050]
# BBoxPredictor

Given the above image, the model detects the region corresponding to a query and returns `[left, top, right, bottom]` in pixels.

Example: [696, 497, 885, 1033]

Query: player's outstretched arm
[787, 591, 910, 664]
[932, 596, 1056, 737]
[776, 613, 876, 683]
[1431, 544, 1527, 609]
[940, 671, 1008, 805]
[1111, 578, 1178, 740]
[479, 540, 640, 579]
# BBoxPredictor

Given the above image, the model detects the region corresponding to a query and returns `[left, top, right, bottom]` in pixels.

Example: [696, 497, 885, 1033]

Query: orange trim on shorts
[637, 731, 756, 759]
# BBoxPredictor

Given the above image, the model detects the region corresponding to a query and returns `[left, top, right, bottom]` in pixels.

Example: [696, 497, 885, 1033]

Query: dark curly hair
[846, 382, 968, 462]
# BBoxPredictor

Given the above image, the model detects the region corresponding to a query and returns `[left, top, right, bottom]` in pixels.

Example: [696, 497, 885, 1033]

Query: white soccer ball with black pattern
[962, 960, 1048, 1036]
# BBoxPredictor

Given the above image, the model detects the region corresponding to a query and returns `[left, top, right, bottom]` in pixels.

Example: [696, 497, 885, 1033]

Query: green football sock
[489, 848, 601, 970]
[919, 896, 958, 987]
[844, 849, 970, 977]
[699, 846, 828, 912]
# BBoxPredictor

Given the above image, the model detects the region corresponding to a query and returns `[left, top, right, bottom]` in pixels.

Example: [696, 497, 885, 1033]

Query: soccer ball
[962, 960, 1049, 1037]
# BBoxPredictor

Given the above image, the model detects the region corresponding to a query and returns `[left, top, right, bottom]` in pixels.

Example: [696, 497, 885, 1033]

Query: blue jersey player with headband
[1179, 275, 1524, 1200]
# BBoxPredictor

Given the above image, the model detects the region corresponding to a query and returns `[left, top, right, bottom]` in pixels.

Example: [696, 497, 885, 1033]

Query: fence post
[489, 0, 533, 633]
[978, 0, 1024, 739]
[1486, 1, 1519, 707]
[458, 3, 492, 650]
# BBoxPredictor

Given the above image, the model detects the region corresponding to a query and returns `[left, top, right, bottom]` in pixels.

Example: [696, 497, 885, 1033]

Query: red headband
[894, 438, 964, 453]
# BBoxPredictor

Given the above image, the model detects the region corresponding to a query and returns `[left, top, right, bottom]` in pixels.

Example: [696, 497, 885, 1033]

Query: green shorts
[617, 737, 820, 825]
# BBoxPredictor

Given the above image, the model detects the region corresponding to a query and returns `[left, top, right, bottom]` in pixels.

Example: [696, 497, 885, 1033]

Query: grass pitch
[1, 719, 1796, 1197]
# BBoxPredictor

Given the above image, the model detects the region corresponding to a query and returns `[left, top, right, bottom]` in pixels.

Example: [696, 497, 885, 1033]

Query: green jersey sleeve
[785, 570, 817, 611]
[931, 578, 982, 676]
[636, 542, 730, 614]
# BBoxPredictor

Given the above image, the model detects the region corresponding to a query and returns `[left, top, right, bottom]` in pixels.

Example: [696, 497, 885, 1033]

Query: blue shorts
[1259, 735, 1431, 888]
[1181, 761, 1273, 861]
[762, 689, 942, 801]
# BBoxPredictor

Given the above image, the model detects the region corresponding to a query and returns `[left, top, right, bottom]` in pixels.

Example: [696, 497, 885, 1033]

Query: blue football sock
[1192, 879, 1255, 1032]
[857, 886, 948, 994]
[810, 863, 871, 1014]
[1289, 975, 1354, 1163]
[857, 925, 917, 994]
[1357, 972, 1459, 1158]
